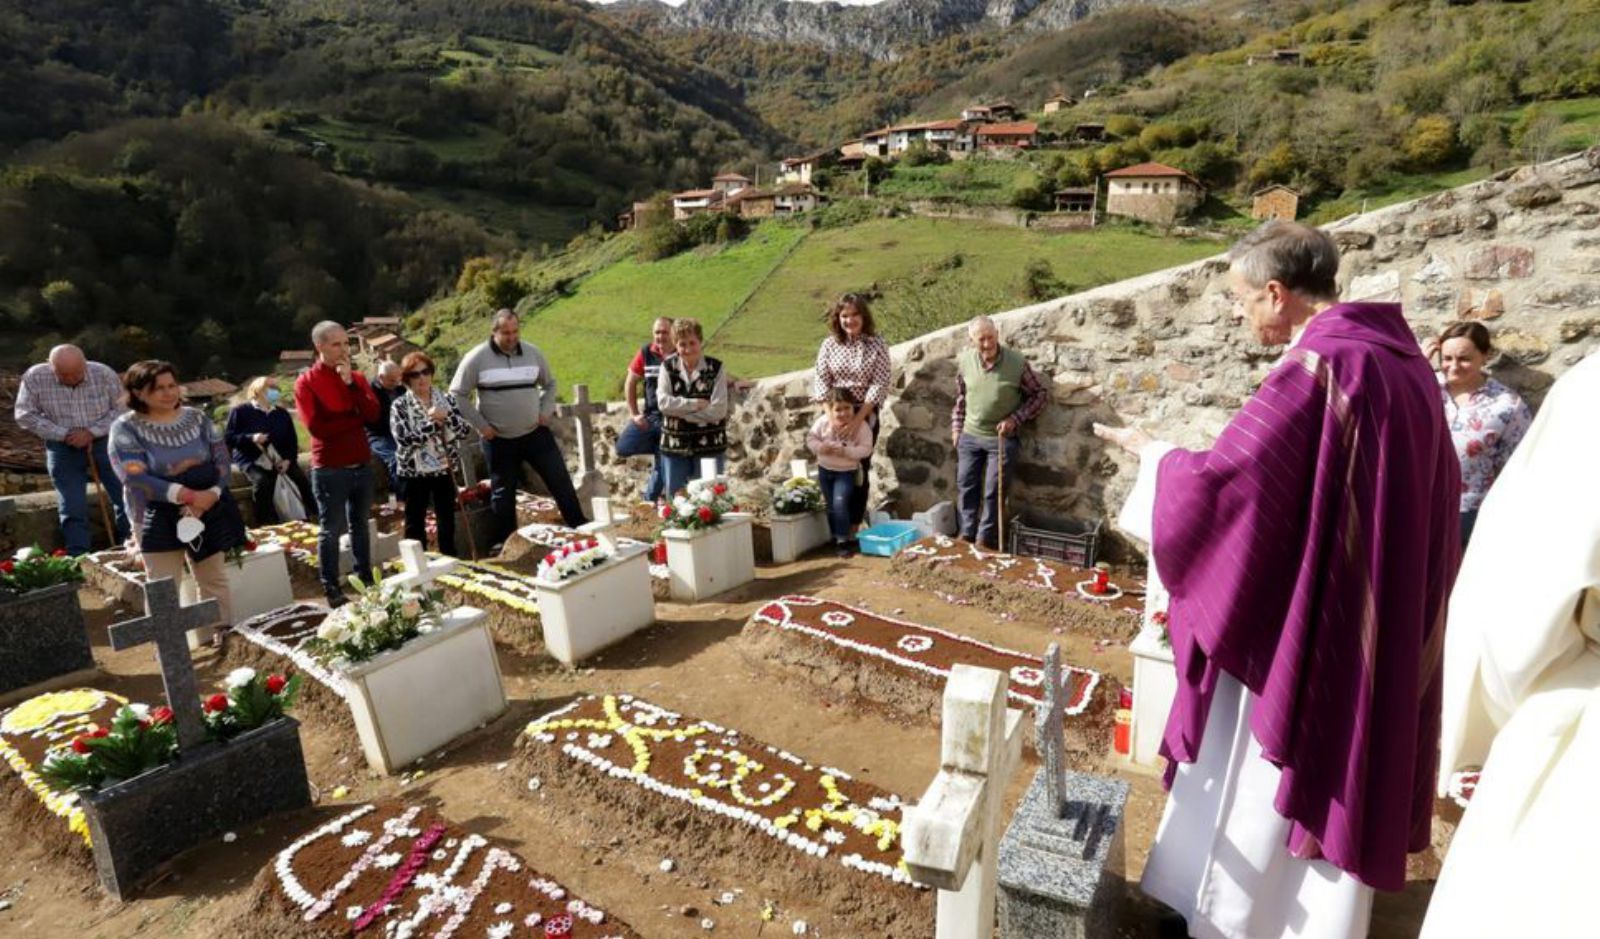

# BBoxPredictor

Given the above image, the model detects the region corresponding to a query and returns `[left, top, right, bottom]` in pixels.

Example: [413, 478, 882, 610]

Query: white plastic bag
[259, 444, 309, 522]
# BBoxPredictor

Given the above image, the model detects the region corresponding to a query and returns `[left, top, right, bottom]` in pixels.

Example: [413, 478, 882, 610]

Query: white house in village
[778, 151, 830, 185]
[711, 172, 752, 195]
[671, 188, 724, 221]
[773, 183, 819, 214]
[1103, 162, 1206, 226]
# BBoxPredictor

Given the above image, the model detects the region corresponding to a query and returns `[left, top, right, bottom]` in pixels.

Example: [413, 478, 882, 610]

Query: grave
[892, 536, 1143, 640]
[557, 382, 612, 507]
[903, 664, 1025, 939]
[433, 556, 546, 654]
[195, 541, 294, 626]
[79, 546, 148, 608]
[0, 687, 131, 851]
[89, 578, 312, 899]
[251, 519, 399, 593]
[997, 645, 1130, 939]
[533, 532, 656, 666]
[255, 800, 642, 937]
[517, 692, 933, 936]
[742, 595, 1103, 754]
[663, 459, 755, 602]
[0, 579, 96, 701]
[768, 459, 831, 564]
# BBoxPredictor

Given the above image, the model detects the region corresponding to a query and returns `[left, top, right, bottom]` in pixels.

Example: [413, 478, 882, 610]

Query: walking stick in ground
[85, 444, 118, 549]
[451, 455, 481, 562]
[996, 429, 1007, 555]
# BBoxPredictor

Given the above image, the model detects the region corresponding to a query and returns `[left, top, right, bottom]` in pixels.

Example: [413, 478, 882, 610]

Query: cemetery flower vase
[338, 606, 507, 775]
[662, 513, 755, 602]
[534, 546, 655, 666]
[766, 510, 830, 564]
[0, 583, 95, 698]
[80, 716, 312, 901]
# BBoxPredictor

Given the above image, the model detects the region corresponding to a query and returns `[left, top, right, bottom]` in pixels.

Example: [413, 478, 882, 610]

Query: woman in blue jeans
[806, 389, 874, 556]
[656, 318, 730, 498]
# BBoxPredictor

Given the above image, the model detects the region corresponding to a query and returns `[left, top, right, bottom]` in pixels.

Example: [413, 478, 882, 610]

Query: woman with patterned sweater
[811, 293, 891, 528]
[656, 318, 729, 499]
[109, 360, 247, 627]
[391, 351, 475, 557]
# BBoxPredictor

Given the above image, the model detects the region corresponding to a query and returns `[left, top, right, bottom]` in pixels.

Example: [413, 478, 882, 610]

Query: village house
[711, 173, 752, 196]
[671, 189, 724, 220]
[772, 183, 819, 214]
[1247, 48, 1304, 66]
[974, 121, 1039, 150]
[1052, 187, 1097, 219]
[1041, 94, 1075, 114]
[861, 128, 893, 158]
[616, 200, 663, 232]
[1251, 184, 1300, 222]
[180, 378, 239, 410]
[277, 349, 315, 374]
[1071, 122, 1107, 143]
[885, 120, 974, 156]
[777, 150, 831, 185]
[726, 187, 776, 220]
[961, 100, 1018, 123]
[1103, 162, 1206, 226]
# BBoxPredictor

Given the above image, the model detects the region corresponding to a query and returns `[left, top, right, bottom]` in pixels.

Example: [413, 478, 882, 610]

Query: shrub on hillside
[1019, 259, 1066, 302]
[1104, 115, 1145, 140]
[1402, 115, 1459, 169]
[902, 142, 951, 167]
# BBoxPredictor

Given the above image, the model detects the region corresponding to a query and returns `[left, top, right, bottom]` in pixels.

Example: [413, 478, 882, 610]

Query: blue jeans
[660, 452, 725, 503]
[615, 413, 664, 502]
[956, 432, 1020, 549]
[46, 438, 131, 555]
[369, 436, 404, 500]
[482, 426, 586, 542]
[817, 467, 858, 542]
[1460, 509, 1478, 549]
[311, 464, 374, 595]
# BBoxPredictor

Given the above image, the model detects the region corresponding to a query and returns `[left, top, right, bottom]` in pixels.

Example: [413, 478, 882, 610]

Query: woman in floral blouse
[811, 294, 892, 528]
[1427, 322, 1533, 546]
[391, 351, 475, 557]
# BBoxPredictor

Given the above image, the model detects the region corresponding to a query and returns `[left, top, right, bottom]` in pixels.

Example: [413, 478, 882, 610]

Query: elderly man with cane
[14, 344, 132, 553]
[950, 315, 1048, 550]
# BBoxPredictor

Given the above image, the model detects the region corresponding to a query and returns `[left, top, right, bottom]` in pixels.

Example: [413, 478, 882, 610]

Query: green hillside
[420, 215, 1224, 399]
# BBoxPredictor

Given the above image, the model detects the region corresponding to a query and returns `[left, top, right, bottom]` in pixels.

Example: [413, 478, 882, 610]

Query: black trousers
[402, 473, 458, 558]
[483, 426, 587, 542]
[245, 461, 315, 526]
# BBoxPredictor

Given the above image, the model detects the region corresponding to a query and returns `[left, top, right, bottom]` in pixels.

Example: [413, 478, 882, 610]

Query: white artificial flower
[225, 667, 257, 689]
[316, 619, 349, 643]
[401, 597, 422, 618]
[14, 547, 36, 561]
[127, 703, 150, 721]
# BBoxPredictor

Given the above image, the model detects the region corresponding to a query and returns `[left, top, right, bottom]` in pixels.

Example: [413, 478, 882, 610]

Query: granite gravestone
[903, 664, 1025, 939]
[0, 581, 95, 700]
[996, 644, 1130, 939]
[85, 577, 311, 900]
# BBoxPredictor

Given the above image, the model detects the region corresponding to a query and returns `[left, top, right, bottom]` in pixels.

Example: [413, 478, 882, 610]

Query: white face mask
[176, 515, 206, 549]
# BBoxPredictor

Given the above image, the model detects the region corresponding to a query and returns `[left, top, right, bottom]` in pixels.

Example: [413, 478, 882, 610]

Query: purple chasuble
[1152, 302, 1460, 891]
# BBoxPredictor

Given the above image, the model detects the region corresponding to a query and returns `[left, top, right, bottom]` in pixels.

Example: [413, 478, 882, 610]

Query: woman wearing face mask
[1424, 321, 1533, 547]
[225, 375, 314, 524]
[110, 360, 247, 628]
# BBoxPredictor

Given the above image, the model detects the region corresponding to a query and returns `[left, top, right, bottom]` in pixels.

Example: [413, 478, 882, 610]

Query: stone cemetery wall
[584, 149, 1600, 557]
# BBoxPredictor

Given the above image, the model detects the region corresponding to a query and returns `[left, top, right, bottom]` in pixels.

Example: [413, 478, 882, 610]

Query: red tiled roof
[712, 173, 751, 182]
[976, 122, 1038, 136]
[279, 350, 315, 362]
[672, 189, 721, 200]
[1104, 162, 1190, 178]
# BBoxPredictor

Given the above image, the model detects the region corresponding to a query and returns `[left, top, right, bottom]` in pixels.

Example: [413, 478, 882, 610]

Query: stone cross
[383, 539, 457, 592]
[903, 664, 1025, 939]
[789, 458, 810, 480]
[107, 578, 218, 751]
[699, 457, 720, 482]
[1037, 643, 1068, 815]
[556, 384, 611, 504]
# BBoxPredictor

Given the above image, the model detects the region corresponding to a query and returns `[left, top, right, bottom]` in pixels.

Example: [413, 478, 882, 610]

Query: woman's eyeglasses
[404, 367, 434, 379]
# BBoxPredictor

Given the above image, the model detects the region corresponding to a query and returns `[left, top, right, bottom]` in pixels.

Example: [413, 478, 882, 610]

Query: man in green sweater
[950, 315, 1048, 549]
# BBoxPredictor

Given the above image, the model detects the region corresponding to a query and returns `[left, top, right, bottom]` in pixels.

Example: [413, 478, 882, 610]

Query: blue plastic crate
[856, 520, 924, 557]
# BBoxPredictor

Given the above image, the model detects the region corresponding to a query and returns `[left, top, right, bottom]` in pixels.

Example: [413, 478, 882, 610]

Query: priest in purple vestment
[1096, 221, 1460, 939]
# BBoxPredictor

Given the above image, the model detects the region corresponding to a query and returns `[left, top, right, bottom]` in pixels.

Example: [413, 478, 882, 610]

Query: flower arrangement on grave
[657, 478, 737, 534]
[223, 539, 261, 569]
[303, 578, 446, 667]
[38, 702, 178, 792]
[203, 667, 303, 741]
[536, 538, 609, 584]
[1, 545, 83, 597]
[457, 480, 492, 508]
[1151, 610, 1171, 648]
[771, 477, 824, 516]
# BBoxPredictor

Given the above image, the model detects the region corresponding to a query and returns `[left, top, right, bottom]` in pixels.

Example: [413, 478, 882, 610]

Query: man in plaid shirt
[15, 345, 132, 553]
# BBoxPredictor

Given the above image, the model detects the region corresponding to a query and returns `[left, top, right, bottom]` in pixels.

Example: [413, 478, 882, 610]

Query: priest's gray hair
[1229, 221, 1340, 301]
[310, 320, 345, 346]
[967, 315, 998, 338]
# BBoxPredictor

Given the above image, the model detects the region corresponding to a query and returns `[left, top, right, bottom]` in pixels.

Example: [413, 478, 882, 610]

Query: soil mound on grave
[511, 694, 933, 937]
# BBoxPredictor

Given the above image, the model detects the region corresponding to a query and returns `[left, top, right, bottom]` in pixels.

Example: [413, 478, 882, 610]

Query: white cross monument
[383, 539, 457, 592]
[556, 383, 611, 506]
[903, 663, 1026, 939]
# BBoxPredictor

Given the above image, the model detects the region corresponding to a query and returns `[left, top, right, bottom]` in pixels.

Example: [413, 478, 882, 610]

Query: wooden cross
[1037, 643, 1068, 816]
[903, 664, 1025, 939]
[107, 578, 218, 751]
[383, 539, 457, 592]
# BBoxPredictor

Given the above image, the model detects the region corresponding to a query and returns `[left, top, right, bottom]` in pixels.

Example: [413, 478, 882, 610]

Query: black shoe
[834, 543, 852, 558]
[1157, 912, 1190, 939]
[325, 592, 350, 610]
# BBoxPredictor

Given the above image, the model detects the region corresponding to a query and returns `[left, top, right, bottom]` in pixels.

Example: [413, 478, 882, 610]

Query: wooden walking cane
[996, 427, 1007, 555]
[85, 443, 118, 548]
[444, 420, 482, 562]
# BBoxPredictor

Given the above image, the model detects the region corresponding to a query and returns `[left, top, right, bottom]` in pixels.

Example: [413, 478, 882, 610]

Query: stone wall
[587, 149, 1600, 558]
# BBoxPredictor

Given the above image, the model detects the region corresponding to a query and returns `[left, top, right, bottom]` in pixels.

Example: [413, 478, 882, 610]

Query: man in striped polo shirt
[450, 309, 587, 542]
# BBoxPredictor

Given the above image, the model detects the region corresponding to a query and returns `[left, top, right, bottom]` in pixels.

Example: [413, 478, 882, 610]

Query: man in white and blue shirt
[14, 344, 132, 553]
[450, 309, 587, 540]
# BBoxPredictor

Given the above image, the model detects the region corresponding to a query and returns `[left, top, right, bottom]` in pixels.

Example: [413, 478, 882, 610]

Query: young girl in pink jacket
[806, 388, 875, 556]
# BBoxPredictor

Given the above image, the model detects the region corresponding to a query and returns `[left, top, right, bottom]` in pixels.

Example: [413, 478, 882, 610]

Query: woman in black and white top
[391, 351, 474, 556]
[656, 318, 729, 499]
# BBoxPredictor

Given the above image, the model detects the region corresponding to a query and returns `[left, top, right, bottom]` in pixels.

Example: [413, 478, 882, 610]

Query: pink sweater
[806, 415, 873, 471]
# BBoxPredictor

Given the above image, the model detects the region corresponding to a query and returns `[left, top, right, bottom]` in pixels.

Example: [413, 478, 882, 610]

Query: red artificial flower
[245, 540, 258, 553]
[204, 693, 230, 714]
[266, 674, 287, 695]
[150, 706, 174, 725]
[1151, 611, 1169, 626]
[659, 505, 672, 520]
[72, 735, 93, 754]
[52, 548, 68, 557]
[0, 560, 12, 574]
[696, 506, 714, 523]
[712, 482, 727, 496]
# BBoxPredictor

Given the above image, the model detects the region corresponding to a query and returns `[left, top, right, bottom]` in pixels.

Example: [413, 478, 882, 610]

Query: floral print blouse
[1441, 376, 1532, 512]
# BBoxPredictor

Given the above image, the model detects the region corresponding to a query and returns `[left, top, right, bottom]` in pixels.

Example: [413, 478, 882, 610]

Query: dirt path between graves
[0, 554, 1437, 938]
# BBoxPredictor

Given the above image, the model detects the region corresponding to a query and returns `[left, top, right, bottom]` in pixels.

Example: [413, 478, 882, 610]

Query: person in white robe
[1421, 350, 1599, 939]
